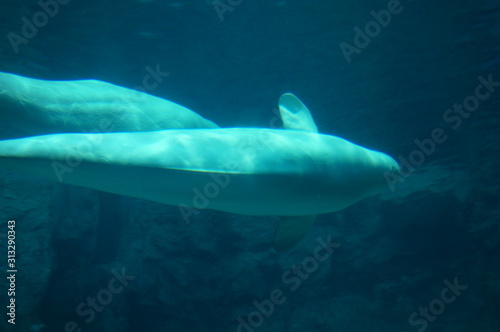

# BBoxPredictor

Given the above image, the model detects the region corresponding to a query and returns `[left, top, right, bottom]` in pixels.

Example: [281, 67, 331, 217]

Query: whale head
[338, 146, 400, 198]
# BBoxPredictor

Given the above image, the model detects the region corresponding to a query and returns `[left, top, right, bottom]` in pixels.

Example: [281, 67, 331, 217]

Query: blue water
[0, 0, 499, 331]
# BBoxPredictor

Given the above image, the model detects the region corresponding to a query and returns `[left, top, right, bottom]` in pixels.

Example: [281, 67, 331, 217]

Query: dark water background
[0, 0, 499, 331]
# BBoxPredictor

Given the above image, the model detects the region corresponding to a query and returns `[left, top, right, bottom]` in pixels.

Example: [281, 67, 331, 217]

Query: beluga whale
[0, 90, 399, 251]
[0, 71, 217, 139]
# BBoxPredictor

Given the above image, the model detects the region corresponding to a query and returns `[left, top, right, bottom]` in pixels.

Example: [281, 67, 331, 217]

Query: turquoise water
[0, 0, 499, 331]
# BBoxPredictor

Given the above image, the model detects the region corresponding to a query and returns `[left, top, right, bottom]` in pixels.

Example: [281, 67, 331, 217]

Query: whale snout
[370, 150, 399, 173]
[388, 157, 400, 174]
[366, 152, 400, 194]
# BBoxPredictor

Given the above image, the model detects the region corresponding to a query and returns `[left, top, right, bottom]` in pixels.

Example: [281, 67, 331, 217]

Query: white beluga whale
[0, 71, 217, 139]
[0, 92, 399, 251]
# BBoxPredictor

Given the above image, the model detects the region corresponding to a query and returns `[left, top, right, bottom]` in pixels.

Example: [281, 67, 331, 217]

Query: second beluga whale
[0, 92, 399, 251]
[0, 72, 217, 139]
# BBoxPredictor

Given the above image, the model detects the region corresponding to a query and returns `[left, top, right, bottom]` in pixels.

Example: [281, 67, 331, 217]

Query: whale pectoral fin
[278, 93, 318, 133]
[272, 215, 317, 252]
